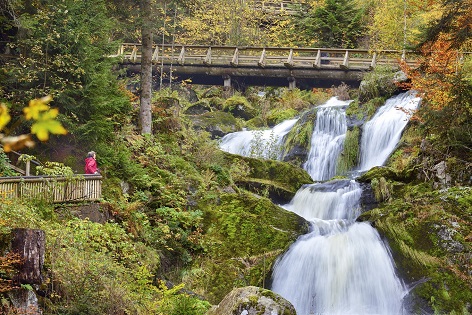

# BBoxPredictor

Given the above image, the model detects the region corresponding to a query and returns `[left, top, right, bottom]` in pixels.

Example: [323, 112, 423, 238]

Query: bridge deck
[115, 44, 419, 88]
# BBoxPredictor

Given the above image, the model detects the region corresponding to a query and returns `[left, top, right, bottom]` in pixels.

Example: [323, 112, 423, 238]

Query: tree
[1, 0, 131, 147]
[140, 0, 153, 134]
[303, 0, 365, 48]
[367, 0, 443, 50]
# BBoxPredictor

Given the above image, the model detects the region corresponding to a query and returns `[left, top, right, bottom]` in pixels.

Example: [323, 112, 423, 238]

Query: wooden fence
[0, 175, 102, 203]
[115, 43, 420, 70]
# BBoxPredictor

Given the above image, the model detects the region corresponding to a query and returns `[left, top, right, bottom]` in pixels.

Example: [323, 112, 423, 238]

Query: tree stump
[11, 228, 45, 284]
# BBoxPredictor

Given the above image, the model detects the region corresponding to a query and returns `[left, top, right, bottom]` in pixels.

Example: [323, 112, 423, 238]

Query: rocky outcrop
[207, 286, 296, 315]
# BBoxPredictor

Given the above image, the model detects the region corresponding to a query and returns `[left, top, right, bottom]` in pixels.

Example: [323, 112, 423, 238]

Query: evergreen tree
[0, 0, 131, 145]
[304, 0, 365, 48]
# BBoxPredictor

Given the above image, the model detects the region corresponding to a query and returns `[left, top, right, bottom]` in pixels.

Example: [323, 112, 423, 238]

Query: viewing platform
[0, 174, 102, 203]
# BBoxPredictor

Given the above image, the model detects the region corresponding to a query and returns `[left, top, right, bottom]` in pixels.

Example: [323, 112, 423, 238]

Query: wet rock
[207, 286, 296, 315]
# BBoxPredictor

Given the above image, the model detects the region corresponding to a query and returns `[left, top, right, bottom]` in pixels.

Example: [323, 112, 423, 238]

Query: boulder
[207, 286, 296, 315]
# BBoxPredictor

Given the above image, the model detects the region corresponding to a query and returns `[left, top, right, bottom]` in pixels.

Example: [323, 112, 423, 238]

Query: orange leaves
[403, 33, 461, 111]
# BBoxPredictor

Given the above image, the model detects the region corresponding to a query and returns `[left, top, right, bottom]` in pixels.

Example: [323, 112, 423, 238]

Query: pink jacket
[84, 157, 98, 174]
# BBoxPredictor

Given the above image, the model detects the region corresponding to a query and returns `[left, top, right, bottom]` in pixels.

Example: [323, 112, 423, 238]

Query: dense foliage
[0, 0, 471, 314]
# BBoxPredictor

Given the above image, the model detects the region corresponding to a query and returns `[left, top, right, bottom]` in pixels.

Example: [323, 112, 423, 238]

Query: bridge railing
[0, 175, 102, 203]
[115, 44, 419, 70]
[250, 0, 307, 15]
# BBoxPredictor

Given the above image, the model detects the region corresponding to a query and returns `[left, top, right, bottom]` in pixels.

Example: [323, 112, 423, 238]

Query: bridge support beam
[288, 76, 296, 89]
[223, 75, 231, 89]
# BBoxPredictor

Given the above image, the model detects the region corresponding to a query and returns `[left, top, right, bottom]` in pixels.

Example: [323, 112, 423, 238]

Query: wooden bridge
[115, 43, 418, 89]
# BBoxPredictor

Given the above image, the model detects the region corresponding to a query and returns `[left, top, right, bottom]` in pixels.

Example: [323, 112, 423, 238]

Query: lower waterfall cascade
[219, 91, 421, 315]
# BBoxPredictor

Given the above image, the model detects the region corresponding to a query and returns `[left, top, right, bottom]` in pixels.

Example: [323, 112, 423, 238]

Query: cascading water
[303, 98, 350, 181]
[219, 118, 298, 159]
[359, 91, 421, 171]
[271, 180, 407, 315]
[219, 92, 418, 315]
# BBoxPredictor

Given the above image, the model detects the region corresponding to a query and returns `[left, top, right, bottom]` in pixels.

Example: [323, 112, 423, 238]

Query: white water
[219, 118, 298, 159]
[218, 92, 418, 314]
[271, 180, 407, 315]
[303, 97, 350, 181]
[270, 92, 419, 315]
[359, 91, 421, 171]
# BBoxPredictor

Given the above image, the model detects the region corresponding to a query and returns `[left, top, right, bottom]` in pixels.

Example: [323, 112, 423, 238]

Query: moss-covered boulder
[206, 286, 296, 315]
[187, 111, 241, 139]
[184, 100, 213, 115]
[357, 166, 400, 183]
[223, 95, 258, 120]
[221, 152, 313, 203]
[358, 185, 472, 314]
[187, 191, 309, 304]
[281, 108, 317, 167]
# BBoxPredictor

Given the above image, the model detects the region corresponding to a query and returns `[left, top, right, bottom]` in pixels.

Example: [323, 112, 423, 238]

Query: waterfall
[219, 118, 298, 159]
[218, 92, 419, 315]
[271, 180, 407, 315]
[303, 98, 350, 181]
[359, 91, 421, 171]
[271, 92, 418, 315]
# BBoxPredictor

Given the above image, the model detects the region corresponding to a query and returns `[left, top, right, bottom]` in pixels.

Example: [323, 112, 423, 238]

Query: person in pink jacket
[84, 151, 99, 174]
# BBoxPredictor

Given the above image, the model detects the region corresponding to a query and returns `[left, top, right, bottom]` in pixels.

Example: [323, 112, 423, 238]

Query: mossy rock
[223, 96, 257, 120]
[184, 100, 212, 115]
[336, 126, 360, 176]
[191, 191, 309, 303]
[221, 152, 313, 198]
[187, 111, 241, 139]
[206, 286, 296, 315]
[360, 186, 472, 314]
[281, 108, 317, 166]
[266, 108, 298, 126]
[357, 166, 400, 183]
[235, 178, 299, 204]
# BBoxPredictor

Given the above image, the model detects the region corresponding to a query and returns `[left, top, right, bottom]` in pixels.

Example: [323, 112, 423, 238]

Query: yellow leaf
[24, 99, 50, 120]
[31, 120, 67, 141]
[0, 104, 11, 131]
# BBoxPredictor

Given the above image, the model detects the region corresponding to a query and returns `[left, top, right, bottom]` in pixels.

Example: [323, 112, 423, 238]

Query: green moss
[221, 152, 312, 195]
[266, 108, 298, 125]
[336, 126, 360, 175]
[190, 191, 309, 303]
[363, 185, 472, 313]
[281, 108, 317, 161]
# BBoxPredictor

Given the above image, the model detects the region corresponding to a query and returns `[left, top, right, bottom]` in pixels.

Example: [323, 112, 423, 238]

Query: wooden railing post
[25, 160, 30, 176]
[231, 48, 239, 67]
[204, 47, 212, 65]
[178, 46, 186, 65]
[258, 48, 266, 67]
[370, 52, 377, 69]
[284, 49, 294, 68]
[130, 45, 138, 63]
[314, 49, 321, 68]
[152, 45, 159, 63]
[340, 50, 349, 69]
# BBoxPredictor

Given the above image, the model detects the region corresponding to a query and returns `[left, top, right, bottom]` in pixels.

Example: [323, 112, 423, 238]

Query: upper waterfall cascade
[359, 91, 421, 171]
[303, 97, 350, 181]
[218, 92, 418, 314]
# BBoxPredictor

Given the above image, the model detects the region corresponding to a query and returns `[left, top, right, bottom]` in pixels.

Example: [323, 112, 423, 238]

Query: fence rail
[114, 43, 420, 70]
[0, 175, 102, 203]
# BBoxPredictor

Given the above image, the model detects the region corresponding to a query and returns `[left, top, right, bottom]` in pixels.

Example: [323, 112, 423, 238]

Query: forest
[0, 0, 471, 314]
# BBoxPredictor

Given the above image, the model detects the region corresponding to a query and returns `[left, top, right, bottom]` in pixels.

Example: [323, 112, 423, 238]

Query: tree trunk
[140, 0, 153, 134]
[11, 228, 45, 285]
